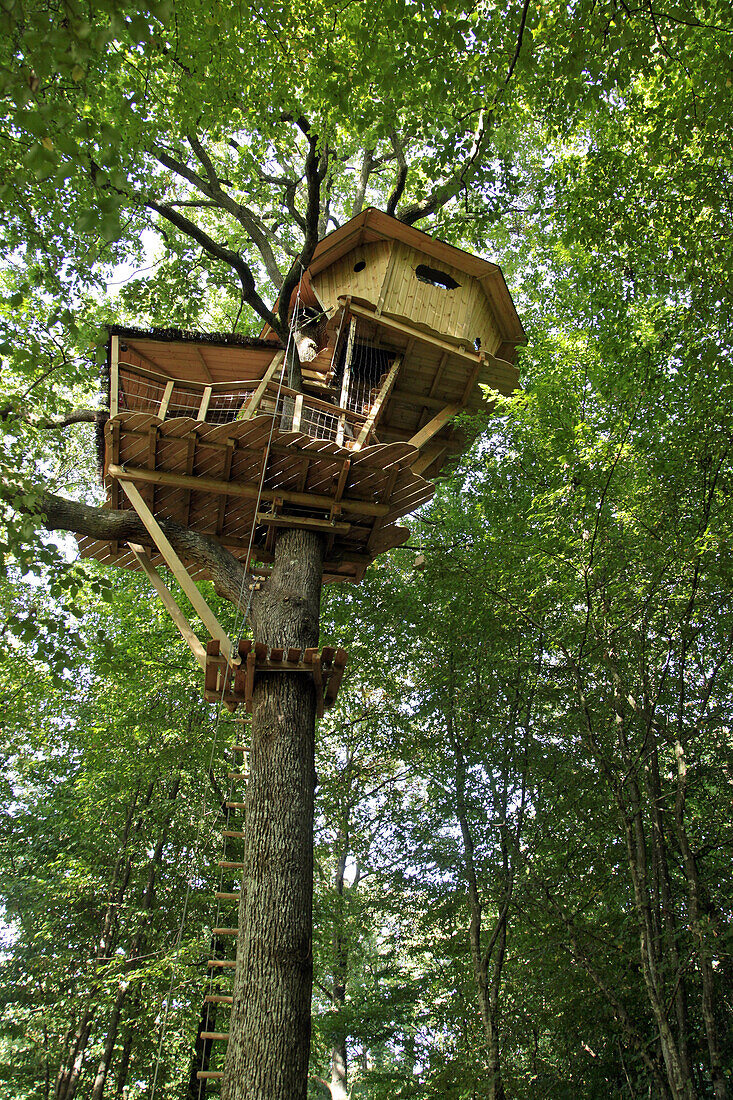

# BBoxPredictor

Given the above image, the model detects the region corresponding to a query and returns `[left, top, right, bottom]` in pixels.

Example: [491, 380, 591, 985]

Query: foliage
[0, 0, 732, 1097]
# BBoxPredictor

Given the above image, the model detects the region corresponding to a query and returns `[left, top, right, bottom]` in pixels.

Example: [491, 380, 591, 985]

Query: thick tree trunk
[222, 528, 324, 1100]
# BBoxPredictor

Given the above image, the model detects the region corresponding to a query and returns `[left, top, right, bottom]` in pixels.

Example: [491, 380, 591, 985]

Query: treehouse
[76, 209, 523, 711]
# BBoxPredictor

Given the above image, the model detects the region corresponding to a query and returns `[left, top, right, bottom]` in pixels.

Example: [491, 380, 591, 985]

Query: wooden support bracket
[204, 641, 348, 714]
[129, 544, 206, 670]
[118, 478, 239, 669]
[407, 405, 460, 450]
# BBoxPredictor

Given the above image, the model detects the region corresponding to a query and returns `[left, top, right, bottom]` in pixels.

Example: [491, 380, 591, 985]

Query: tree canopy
[1, 0, 732, 1098]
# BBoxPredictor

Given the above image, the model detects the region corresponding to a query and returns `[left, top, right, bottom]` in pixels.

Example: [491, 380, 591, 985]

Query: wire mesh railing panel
[299, 405, 340, 442]
[207, 390, 255, 424]
[114, 365, 364, 443]
[167, 385, 202, 418]
[118, 370, 166, 415]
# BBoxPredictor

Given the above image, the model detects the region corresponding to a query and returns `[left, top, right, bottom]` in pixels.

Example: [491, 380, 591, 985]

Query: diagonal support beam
[407, 404, 460, 450]
[239, 350, 285, 421]
[129, 543, 207, 670]
[119, 478, 240, 668]
[352, 356, 402, 451]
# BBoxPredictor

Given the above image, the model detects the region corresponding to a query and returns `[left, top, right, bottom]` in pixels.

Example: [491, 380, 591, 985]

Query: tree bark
[673, 737, 727, 1100]
[222, 528, 324, 1100]
[646, 741, 692, 1084]
[330, 835, 350, 1100]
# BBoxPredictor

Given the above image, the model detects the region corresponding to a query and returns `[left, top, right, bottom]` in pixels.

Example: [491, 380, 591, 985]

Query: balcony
[113, 358, 373, 447]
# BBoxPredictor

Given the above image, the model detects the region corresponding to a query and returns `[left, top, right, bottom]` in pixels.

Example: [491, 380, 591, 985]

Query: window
[415, 264, 460, 290]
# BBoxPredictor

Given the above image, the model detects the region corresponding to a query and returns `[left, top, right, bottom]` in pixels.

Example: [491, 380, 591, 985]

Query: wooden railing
[112, 360, 370, 444]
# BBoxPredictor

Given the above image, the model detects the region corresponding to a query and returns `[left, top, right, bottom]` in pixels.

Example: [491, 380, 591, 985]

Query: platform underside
[77, 413, 435, 583]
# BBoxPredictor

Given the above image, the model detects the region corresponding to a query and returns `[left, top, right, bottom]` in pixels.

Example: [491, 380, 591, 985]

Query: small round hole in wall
[353, 260, 366, 272]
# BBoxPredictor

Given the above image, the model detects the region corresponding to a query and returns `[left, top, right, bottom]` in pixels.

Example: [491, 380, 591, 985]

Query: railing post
[336, 319, 357, 446]
[110, 335, 119, 416]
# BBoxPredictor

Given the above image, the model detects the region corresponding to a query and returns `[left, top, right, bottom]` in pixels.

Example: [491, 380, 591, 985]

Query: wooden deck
[77, 412, 434, 583]
[205, 639, 347, 714]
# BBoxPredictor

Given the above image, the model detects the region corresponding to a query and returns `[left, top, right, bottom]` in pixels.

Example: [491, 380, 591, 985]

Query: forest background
[0, 0, 731, 1098]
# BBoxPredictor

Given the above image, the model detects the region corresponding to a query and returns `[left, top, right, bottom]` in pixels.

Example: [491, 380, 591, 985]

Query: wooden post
[336, 319, 356, 447]
[240, 351, 285, 421]
[292, 393, 304, 433]
[197, 385, 212, 421]
[352, 356, 402, 450]
[110, 335, 119, 416]
[158, 380, 174, 420]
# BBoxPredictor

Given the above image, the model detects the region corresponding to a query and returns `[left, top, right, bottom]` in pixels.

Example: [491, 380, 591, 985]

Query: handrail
[265, 380, 367, 423]
[117, 360, 263, 393]
[114, 359, 372, 442]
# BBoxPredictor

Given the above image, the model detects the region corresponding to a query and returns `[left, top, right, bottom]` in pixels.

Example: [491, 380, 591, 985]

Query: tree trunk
[55, 781, 151, 1100]
[330, 842, 349, 1100]
[673, 737, 727, 1100]
[646, 741, 693, 1084]
[222, 528, 324, 1100]
[113, 987, 141, 1100]
[89, 776, 180, 1100]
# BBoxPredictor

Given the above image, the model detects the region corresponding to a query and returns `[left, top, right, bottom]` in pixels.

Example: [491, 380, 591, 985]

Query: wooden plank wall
[383, 242, 501, 352]
[311, 239, 392, 312]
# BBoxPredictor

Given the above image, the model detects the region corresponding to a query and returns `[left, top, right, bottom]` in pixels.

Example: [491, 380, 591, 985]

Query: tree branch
[142, 196, 283, 336]
[276, 118, 327, 335]
[152, 142, 285, 290]
[1, 407, 108, 430]
[385, 130, 408, 218]
[8, 488, 252, 612]
[503, 0, 532, 88]
[397, 0, 531, 225]
[351, 147, 374, 218]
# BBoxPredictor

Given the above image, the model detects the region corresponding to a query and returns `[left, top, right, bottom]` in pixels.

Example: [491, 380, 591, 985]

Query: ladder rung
[208, 959, 236, 969]
[201, 1032, 229, 1041]
[205, 994, 233, 1005]
[223, 830, 245, 838]
[226, 801, 246, 809]
[217, 861, 244, 869]
[197, 1071, 224, 1079]
[228, 772, 249, 780]
[213, 927, 238, 936]
[215, 892, 240, 900]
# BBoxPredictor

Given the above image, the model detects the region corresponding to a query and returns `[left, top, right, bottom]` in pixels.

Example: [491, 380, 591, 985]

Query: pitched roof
[307, 209, 526, 345]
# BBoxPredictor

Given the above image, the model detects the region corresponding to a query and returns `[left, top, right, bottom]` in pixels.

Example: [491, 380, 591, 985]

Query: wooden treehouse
[75, 209, 524, 1083]
[77, 208, 524, 712]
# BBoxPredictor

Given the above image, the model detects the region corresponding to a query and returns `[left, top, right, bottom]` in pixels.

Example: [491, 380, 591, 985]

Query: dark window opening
[415, 264, 460, 290]
[353, 259, 366, 272]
